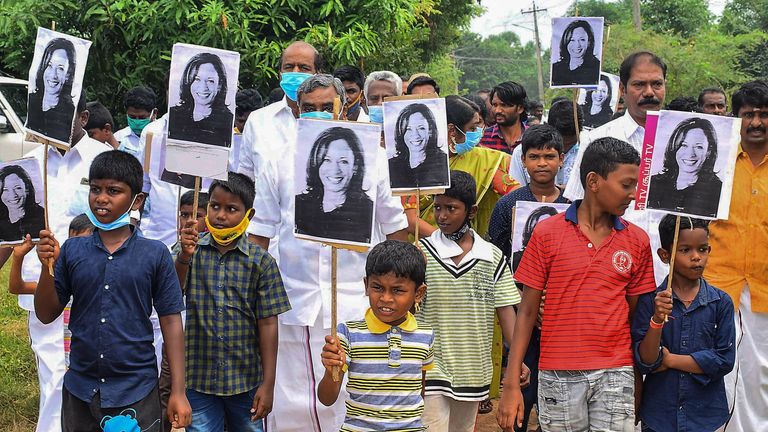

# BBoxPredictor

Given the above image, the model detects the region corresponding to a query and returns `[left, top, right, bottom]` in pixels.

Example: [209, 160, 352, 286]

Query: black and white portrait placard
[0, 158, 46, 244]
[293, 119, 381, 248]
[382, 98, 450, 193]
[511, 201, 570, 272]
[646, 110, 740, 219]
[578, 72, 620, 129]
[550, 17, 604, 88]
[25, 28, 91, 147]
[165, 43, 240, 180]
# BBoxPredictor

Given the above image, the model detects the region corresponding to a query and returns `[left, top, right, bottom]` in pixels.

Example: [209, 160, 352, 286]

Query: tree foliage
[0, 0, 477, 121]
[640, 0, 711, 37]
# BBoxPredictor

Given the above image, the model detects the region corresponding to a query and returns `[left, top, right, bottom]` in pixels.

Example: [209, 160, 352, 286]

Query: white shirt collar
[619, 110, 644, 140]
[428, 228, 494, 263]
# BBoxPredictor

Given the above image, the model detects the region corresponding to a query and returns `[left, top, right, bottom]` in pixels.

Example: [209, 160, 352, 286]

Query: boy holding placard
[175, 172, 290, 431]
[502, 137, 657, 431]
[632, 214, 735, 432]
[318, 240, 434, 431]
[34, 151, 191, 430]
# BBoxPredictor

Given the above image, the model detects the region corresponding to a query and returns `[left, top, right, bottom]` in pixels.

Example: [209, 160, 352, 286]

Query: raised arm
[34, 230, 65, 324]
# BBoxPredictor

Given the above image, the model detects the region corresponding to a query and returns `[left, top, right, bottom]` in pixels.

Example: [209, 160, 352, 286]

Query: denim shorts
[537, 367, 635, 432]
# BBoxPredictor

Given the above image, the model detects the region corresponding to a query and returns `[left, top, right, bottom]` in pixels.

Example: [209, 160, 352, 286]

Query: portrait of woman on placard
[26, 38, 77, 143]
[647, 117, 722, 218]
[0, 165, 45, 242]
[583, 74, 614, 128]
[551, 20, 601, 86]
[388, 103, 449, 189]
[295, 126, 374, 244]
[512, 206, 559, 272]
[168, 52, 234, 147]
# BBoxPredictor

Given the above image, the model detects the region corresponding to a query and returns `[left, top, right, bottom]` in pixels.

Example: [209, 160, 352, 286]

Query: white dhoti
[29, 312, 65, 432]
[723, 286, 768, 432]
[266, 315, 348, 432]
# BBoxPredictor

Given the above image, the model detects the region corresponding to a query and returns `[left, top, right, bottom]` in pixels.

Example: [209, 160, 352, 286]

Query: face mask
[280, 72, 313, 101]
[443, 220, 471, 242]
[205, 209, 254, 246]
[368, 105, 384, 124]
[127, 117, 152, 137]
[453, 126, 483, 155]
[85, 194, 138, 231]
[300, 111, 333, 120]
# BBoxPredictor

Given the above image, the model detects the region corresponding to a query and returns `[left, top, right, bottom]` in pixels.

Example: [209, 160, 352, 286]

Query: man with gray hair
[244, 68, 409, 429]
[363, 70, 402, 123]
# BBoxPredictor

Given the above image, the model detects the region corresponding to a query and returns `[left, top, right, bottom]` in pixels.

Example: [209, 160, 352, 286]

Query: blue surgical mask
[368, 105, 384, 124]
[85, 195, 138, 231]
[280, 72, 313, 101]
[300, 111, 333, 120]
[453, 126, 483, 155]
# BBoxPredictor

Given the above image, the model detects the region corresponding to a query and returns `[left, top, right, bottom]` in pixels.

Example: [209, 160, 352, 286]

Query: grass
[0, 265, 38, 431]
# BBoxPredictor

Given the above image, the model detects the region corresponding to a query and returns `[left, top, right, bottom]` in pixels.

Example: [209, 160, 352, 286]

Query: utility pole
[632, 0, 642, 31]
[522, 2, 547, 100]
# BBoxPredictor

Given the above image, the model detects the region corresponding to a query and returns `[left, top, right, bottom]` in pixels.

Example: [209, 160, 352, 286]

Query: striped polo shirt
[338, 309, 434, 432]
[417, 230, 521, 401]
[514, 200, 657, 371]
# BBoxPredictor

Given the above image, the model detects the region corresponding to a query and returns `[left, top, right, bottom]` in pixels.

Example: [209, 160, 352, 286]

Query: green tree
[0, 0, 476, 123]
[566, 0, 632, 25]
[640, 0, 712, 37]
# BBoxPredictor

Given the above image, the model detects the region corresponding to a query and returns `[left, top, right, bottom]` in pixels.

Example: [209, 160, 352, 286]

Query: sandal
[478, 398, 493, 414]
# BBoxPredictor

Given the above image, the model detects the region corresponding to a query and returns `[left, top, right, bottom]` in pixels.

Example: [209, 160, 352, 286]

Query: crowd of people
[4, 39, 767, 432]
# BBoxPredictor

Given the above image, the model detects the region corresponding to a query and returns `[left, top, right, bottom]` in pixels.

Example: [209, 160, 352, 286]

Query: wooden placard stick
[43, 142, 53, 276]
[572, 89, 580, 138]
[663, 215, 682, 322]
[191, 176, 201, 223]
[333, 96, 341, 120]
[331, 245, 340, 382]
[414, 188, 420, 247]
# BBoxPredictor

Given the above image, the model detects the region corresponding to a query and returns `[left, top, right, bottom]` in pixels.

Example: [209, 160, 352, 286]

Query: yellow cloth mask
[205, 208, 254, 246]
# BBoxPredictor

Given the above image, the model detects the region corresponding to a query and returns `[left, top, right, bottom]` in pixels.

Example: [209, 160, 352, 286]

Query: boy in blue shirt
[318, 240, 434, 431]
[34, 150, 191, 431]
[175, 172, 291, 431]
[632, 214, 735, 431]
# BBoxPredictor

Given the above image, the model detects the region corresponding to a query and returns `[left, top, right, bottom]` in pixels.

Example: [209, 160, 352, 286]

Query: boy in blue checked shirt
[318, 240, 434, 431]
[175, 172, 290, 432]
[34, 151, 191, 431]
[632, 214, 735, 432]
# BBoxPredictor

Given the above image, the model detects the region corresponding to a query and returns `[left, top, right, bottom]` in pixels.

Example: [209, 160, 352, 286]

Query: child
[175, 172, 290, 432]
[85, 101, 119, 149]
[632, 214, 735, 432]
[418, 170, 523, 432]
[318, 240, 434, 431]
[34, 150, 191, 430]
[177, 190, 208, 237]
[503, 137, 657, 431]
[488, 123, 570, 429]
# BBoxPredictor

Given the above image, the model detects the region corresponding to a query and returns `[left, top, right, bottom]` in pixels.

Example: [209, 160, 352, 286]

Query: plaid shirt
[479, 123, 526, 154]
[179, 233, 291, 396]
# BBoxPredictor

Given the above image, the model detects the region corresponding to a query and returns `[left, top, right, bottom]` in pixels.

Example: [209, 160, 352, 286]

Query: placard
[0, 158, 46, 244]
[550, 17, 604, 88]
[511, 201, 570, 272]
[577, 72, 620, 129]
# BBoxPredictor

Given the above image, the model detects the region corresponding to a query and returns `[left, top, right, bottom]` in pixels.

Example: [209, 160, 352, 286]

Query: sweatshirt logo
[612, 250, 632, 274]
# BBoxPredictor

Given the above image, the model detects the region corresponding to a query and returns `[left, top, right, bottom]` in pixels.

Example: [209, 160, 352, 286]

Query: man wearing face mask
[333, 65, 368, 122]
[114, 86, 158, 160]
[565, 51, 668, 285]
[362, 70, 403, 125]
[245, 72, 409, 431]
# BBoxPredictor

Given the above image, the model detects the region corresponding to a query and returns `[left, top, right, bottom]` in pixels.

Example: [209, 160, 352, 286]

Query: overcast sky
[470, 0, 729, 49]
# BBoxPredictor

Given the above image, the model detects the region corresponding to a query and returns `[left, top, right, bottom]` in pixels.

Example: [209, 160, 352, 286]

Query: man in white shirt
[564, 51, 668, 283]
[362, 70, 403, 125]
[22, 95, 112, 432]
[241, 61, 408, 429]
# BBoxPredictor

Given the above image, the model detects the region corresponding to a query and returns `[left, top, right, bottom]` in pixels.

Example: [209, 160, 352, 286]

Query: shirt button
[101, 318, 106, 323]
[108, 256, 113, 260]
[391, 328, 398, 334]
[100, 354, 104, 359]
[753, 189, 758, 195]
[587, 243, 593, 248]
[104, 285, 109, 290]
[100, 378, 106, 383]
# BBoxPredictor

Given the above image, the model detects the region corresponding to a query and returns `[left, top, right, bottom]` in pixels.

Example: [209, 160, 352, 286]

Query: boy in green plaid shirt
[175, 172, 291, 431]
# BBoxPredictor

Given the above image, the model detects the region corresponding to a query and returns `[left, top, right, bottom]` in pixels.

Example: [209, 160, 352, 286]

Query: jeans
[186, 388, 264, 432]
[537, 367, 635, 432]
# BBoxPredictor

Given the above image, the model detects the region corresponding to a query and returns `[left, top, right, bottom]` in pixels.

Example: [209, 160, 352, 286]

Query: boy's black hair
[268, 87, 285, 104]
[579, 137, 640, 187]
[333, 65, 365, 90]
[84, 101, 115, 130]
[658, 214, 709, 251]
[441, 170, 476, 212]
[464, 94, 489, 124]
[208, 172, 255, 209]
[665, 96, 699, 113]
[528, 100, 544, 111]
[731, 80, 768, 116]
[89, 150, 143, 196]
[180, 190, 209, 210]
[520, 124, 564, 155]
[365, 240, 426, 287]
[407, 76, 440, 95]
[548, 99, 583, 137]
[68, 213, 94, 234]
[236, 88, 263, 115]
[123, 86, 157, 111]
